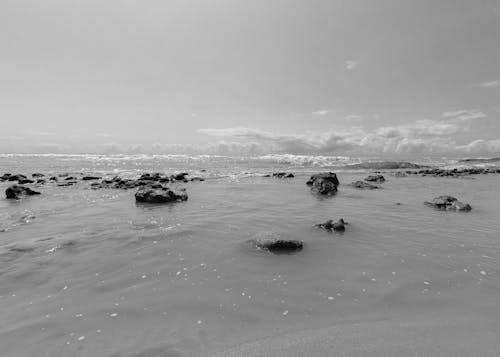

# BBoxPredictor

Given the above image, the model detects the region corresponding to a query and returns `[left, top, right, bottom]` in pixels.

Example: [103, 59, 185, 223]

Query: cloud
[312, 109, 330, 116]
[197, 109, 499, 156]
[478, 80, 500, 88]
[344, 60, 359, 70]
[441, 109, 486, 121]
[344, 114, 362, 121]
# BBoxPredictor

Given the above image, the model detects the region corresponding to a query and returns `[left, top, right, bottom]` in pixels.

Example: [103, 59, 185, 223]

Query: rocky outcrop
[316, 218, 347, 231]
[135, 187, 188, 203]
[307, 172, 339, 195]
[253, 239, 303, 254]
[351, 181, 379, 189]
[424, 196, 472, 211]
[364, 175, 385, 183]
[403, 167, 500, 178]
[5, 185, 41, 199]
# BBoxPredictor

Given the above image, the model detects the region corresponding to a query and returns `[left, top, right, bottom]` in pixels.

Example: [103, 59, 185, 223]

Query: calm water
[1, 155, 500, 356]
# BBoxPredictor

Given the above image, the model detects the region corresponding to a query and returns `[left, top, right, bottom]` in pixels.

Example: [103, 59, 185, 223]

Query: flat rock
[364, 174, 385, 183]
[351, 181, 379, 189]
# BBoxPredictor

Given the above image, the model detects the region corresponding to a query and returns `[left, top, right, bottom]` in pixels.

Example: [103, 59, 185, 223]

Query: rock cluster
[264, 172, 295, 178]
[135, 187, 188, 203]
[395, 167, 500, 178]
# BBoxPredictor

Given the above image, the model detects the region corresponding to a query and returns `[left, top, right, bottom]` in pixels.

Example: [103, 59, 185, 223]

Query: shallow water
[1, 155, 500, 356]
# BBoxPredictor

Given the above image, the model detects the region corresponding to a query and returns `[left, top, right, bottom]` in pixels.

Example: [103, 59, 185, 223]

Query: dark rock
[5, 185, 41, 199]
[351, 181, 379, 189]
[307, 172, 339, 195]
[82, 176, 102, 181]
[172, 172, 189, 181]
[254, 239, 303, 254]
[135, 187, 188, 203]
[32, 173, 44, 178]
[8, 174, 27, 182]
[394, 172, 408, 177]
[316, 218, 347, 231]
[65, 176, 78, 181]
[57, 182, 75, 187]
[49, 176, 58, 181]
[18, 179, 35, 184]
[1, 173, 12, 181]
[364, 175, 385, 183]
[306, 172, 339, 186]
[36, 179, 46, 184]
[272, 172, 295, 178]
[190, 177, 205, 182]
[424, 195, 472, 211]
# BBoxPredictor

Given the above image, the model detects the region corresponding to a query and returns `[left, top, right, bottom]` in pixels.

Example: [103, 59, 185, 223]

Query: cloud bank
[198, 110, 500, 157]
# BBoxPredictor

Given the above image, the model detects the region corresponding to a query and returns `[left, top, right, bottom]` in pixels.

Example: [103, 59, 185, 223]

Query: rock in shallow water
[135, 187, 188, 203]
[351, 181, 379, 189]
[307, 172, 339, 195]
[5, 185, 41, 199]
[253, 239, 304, 254]
[364, 174, 385, 183]
[316, 218, 347, 231]
[425, 195, 472, 211]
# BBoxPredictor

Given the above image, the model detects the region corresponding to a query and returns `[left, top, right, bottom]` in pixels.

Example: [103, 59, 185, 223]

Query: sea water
[1, 154, 500, 356]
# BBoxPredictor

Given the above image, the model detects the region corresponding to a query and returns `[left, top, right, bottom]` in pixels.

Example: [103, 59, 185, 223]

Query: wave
[342, 161, 428, 170]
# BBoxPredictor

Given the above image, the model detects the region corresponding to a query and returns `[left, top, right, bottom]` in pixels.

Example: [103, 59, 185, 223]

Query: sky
[1, 0, 499, 157]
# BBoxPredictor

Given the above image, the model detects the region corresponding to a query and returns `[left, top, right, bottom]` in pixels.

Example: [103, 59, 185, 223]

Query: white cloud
[312, 109, 330, 116]
[441, 109, 486, 121]
[344, 114, 362, 121]
[197, 110, 499, 156]
[478, 80, 500, 88]
[344, 60, 359, 70]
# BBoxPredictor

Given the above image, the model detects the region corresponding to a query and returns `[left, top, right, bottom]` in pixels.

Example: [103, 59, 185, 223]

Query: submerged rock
[135, 187, 188, 203]
[364, 174, 385, 183]
[424, 195, 472, 211]
[316, 218, 347, 231]
[272, 172, 295, 178]
[5, 185, 41, 199]
[253, 239, 303, 254]
[351, 181, 379, 189]
[307, 172, 339, 195]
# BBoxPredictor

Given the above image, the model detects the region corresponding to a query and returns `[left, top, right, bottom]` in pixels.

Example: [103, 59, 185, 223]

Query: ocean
[1, 154, 500, 356]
